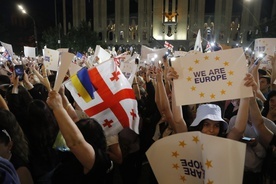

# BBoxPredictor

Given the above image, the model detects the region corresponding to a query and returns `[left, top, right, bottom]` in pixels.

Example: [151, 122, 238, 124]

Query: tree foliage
[41, 21, 105, 53]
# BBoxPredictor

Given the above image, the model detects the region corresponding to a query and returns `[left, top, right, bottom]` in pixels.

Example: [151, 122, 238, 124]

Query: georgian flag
[0, 41, 13, 60]
[164, 41, 174, 50]
[65, 59, 139, 136]
[1, 50, 11, 60]
[205, 42, 212, 53]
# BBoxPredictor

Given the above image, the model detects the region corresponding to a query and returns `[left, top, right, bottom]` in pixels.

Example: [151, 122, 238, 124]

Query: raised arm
[227, 73, 256, 140]
[166, 67, 188, 133]
[248, 95, 273, 148]
[155, 68, 176, 132]
[32, 64, 51, 91]
[59, 85, 79, 123]
[47, 90, 95, 173]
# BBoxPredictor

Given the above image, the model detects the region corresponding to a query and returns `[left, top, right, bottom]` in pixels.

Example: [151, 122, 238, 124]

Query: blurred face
[201, 119, 220, 136]
[259, 78, 270, 92]
[269, 96, 276, 111]
[0, 142, 12, 160]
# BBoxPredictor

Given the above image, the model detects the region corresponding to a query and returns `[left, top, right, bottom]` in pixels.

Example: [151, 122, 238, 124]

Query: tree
[41, 27, 61, 50]
[41, 21, 105, 52]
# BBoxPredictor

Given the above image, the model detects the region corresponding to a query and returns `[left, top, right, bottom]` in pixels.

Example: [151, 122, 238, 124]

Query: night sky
[0, 0, 274, 53]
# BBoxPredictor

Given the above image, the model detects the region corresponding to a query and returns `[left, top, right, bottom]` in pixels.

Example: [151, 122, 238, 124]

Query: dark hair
[27, 100, 60, 178]
[188, 119, 226, 137]
[27, 100, 59, 150]
[76, 118, 107, 151]
[260, 76, 271, 84]
[0, 109, 29, 163]
[262, 90, 276, 117]
[0, 75, 10, 85]
[0, 129, 11, 145]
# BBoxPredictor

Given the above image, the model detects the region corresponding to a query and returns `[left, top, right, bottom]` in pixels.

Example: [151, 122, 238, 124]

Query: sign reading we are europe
[172, 48, 253, 106]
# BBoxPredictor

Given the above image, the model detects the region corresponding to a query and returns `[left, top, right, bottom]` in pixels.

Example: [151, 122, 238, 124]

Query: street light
[18, 4, 38, 55]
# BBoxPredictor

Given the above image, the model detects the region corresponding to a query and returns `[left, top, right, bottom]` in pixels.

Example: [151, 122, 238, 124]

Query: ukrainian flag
[71, 68, 95, 102]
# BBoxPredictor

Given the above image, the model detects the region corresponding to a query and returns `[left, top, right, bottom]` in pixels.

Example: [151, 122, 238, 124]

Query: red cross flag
[164, 41, 174, 50]
[65, 59, 139, 136]
[0, 41, 14, 60]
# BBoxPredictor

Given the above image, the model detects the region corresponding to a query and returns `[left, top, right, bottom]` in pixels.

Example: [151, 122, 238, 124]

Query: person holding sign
[165, 66, 257, 140]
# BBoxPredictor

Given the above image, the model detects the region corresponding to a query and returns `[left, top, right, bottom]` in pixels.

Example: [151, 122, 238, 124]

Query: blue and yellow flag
[71, 68, 95, 102]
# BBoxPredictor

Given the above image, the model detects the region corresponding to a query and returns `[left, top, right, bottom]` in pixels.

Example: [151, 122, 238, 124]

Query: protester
[118, 128, 141, 184]
[166, 65, 257, 140]
[0, 75, 11, 98]
[0, 109, 33, 184]
[26, 99, 60, 183]
[47, 90, 113, 183]
[262, 90, 276, 123]
[259, 73, 271, 99]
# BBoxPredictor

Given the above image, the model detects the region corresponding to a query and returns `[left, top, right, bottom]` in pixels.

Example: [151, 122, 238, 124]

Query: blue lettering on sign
[180, 159, 205, 179]
[194, 68, 227, 84]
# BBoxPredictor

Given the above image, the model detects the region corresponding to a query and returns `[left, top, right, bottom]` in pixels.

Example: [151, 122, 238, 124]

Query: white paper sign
[254, 38, 276, 70]
[146, 131, 246, 184]
[24, 46, 36, 58]
[172, 48, 253, 106]
[53, 52, 74, 91]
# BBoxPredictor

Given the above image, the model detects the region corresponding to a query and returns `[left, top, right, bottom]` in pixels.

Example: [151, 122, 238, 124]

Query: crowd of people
[0, 46, 275, 184]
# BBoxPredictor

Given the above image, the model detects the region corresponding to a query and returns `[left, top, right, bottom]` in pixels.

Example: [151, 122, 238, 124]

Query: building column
[72, 0, 86, 27]
[93, 0, 107, 42]
[176, 0, 188, 40]
[214, 0, 233, 44]
[188, 0, 205, 40]
[138, 0, 152, 44]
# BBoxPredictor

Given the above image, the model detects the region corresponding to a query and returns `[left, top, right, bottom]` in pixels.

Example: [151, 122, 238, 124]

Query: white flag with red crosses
[164, 41, 174, 50]
[65, 59, 139, 137]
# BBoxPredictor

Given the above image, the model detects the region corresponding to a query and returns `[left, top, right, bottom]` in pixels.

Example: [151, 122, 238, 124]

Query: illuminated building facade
[57, 0, 276, 51]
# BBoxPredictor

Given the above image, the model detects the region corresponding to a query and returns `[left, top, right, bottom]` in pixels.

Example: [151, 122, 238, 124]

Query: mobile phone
[241, 136, 253, 143]
[135, 58, 139, 65]
[14, 65, 24, 81]
[38, 63, 43, 69]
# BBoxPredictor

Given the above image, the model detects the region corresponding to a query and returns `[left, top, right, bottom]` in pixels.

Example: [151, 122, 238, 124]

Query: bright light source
[18, 5, 27, 14]
[245, 47, 248, 51]
[211, 42, 215, 46]
[18, 5, 24, 10]
[170, 57, 176, 62]
[258, 53, 266, 58]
